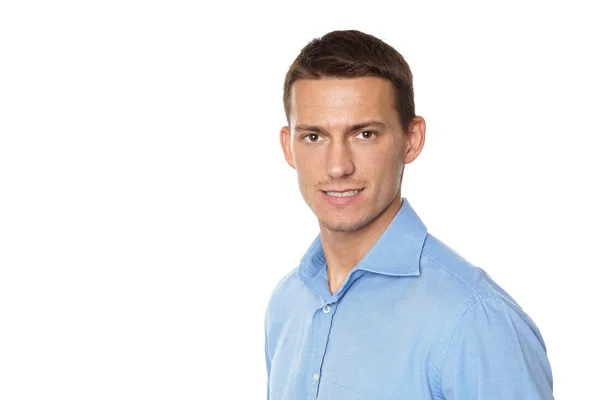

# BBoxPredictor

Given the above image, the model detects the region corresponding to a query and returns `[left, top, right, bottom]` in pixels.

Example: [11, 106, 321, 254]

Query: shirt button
[322, 305, 331, 313]
[313, 372, 320, 382]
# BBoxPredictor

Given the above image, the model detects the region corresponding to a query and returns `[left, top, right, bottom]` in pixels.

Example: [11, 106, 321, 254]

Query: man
[264, 30, 553, 399]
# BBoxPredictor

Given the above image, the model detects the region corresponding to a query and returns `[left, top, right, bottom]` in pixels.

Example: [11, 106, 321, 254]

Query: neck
[320, 194, 403, 294]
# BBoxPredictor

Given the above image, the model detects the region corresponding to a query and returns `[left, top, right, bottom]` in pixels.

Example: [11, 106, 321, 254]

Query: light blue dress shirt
[264, 198, 553, 399]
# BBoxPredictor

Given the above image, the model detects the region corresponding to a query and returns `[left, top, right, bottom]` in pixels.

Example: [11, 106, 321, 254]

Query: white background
[1, 0, 598, 398]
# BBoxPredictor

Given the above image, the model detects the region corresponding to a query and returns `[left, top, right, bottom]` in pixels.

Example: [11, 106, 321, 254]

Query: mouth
[322, 188, 365, 197]
[320, 188, 364, 206]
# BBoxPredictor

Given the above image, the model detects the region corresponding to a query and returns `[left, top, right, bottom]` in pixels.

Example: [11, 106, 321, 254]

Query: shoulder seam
[422, 252, 482, 300]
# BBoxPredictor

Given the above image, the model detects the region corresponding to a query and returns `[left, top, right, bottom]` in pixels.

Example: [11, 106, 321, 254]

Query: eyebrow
[294, 120, 388, 134]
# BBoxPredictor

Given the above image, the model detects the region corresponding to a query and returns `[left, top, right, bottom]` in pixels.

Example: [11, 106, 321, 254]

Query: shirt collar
[297, 198, 428, 284]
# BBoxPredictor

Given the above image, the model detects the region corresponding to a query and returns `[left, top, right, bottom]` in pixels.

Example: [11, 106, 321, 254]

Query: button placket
[309, 302, 336, 398]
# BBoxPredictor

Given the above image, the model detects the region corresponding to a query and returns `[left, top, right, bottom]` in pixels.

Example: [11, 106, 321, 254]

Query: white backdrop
[1, 1, 598, 399]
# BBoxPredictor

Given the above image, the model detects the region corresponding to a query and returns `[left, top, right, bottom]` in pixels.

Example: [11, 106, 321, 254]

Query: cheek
[363, 152, 401, 186]
[295, 149, 324, 182]
[295, 163, 318, 194]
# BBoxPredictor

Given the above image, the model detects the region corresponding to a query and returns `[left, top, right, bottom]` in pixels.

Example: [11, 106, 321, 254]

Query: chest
[268, 280, 447, 399]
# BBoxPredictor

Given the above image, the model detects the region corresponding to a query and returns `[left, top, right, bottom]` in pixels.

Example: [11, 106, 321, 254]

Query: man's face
[281, 76, 415, 233]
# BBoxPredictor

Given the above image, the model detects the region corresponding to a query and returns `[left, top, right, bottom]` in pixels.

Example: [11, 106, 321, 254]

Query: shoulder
[264, 267, 302, 321]
[415, 233, 539, 352]
[420, 233, 519, 307]
[419, 235, 553, 396]
[418, 231, 543, 336]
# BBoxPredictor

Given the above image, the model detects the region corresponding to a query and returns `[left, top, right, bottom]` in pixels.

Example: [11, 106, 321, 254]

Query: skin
[280, 76, 426, 294]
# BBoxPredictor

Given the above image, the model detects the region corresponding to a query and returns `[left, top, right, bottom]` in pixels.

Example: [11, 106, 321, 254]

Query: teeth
[326, 189, 360, 197]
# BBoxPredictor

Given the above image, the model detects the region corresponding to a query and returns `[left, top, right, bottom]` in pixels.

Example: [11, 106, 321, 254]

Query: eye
[357, 130, 376, 140]
[303, 133, 322, 143]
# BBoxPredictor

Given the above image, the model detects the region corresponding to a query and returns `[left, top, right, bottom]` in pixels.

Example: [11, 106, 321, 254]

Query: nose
[326, 139, 355, 179]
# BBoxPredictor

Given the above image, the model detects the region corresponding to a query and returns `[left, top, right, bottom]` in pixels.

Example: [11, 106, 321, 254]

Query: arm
[440, 297, 553, 399]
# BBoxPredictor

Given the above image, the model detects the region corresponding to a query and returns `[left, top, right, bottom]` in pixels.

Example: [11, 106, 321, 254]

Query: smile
[324, 189, 363, 197]
[321, 188, 365, 206]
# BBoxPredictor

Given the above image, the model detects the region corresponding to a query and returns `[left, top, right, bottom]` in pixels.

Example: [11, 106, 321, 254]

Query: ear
[404, 116, 426, 164]
[280, 126, 296, 169]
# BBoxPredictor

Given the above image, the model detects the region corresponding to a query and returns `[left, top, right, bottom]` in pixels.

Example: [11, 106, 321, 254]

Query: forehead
[289, 76, 397, 127]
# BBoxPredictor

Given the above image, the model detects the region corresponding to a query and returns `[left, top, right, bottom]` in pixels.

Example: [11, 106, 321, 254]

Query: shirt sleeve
[264, 314, 271, 400]
[440, 297, 554, 400]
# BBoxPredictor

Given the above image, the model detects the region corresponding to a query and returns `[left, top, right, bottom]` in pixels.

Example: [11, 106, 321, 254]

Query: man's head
[283, 30, 416, 133]
[280, 30, 425, 233]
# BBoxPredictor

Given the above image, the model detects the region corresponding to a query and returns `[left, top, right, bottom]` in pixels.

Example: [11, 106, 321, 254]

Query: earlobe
[280, 126, 296, 169]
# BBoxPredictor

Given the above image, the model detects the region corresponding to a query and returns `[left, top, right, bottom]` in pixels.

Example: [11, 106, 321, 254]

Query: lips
[320, 188, 364, 205]
[323, 188, 364, 197]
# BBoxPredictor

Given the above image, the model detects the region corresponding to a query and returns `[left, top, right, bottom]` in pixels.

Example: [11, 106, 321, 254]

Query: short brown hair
[283, 30, 415, 132]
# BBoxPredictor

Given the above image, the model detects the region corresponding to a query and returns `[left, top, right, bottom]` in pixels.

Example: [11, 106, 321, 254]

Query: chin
[319, 215, 373, 233]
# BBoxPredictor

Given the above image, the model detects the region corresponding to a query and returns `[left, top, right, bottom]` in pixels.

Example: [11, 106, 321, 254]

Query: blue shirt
[264, 198, 553, 399]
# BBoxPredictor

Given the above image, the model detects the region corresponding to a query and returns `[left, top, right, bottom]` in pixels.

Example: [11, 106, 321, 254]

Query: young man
[264, 30, 553, 399]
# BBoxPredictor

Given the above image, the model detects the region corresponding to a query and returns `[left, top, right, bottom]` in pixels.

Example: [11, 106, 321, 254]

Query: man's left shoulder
[419, 233, 519, 306]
